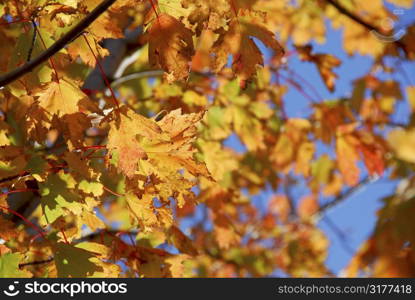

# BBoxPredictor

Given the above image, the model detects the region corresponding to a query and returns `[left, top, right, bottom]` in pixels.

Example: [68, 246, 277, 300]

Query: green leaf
[39, 171, 82, 224]
[78, 180, 103, 197]
[0, 253, 32, 278]
[54, 242, 102, 278]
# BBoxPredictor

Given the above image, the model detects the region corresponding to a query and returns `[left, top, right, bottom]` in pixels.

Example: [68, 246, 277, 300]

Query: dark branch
[325, 0, 407, 54]
[0, 0, 117, 87]
[75, 229, 138, 243]
[0, 172, 30, 184]
[19, 257, 54, 268]
[322, 216, 355, 255]
[314, 176, 372, 218]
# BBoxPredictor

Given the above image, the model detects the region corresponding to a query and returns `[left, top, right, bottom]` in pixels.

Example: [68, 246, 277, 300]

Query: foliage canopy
[0, 0, 415, 277]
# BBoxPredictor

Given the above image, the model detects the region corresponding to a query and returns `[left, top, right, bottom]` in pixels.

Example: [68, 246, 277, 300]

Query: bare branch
[75, 229, 138, 243]
[0, 0, 118, 87]
[314, 176, 372, 219]
[19, 257, 54, 268]
[322, 216, 355, 255]
[110, 70, 164, 87]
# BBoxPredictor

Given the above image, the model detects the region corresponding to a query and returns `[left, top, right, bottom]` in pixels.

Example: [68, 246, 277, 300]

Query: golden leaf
[147, 13, 195, 82]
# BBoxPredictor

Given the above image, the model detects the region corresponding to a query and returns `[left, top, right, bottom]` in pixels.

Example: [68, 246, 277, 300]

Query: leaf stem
[34, 22, 60, 83]
[0, 204, 47, 241]
[82, 34, 120, 109]
[103, 186, 125, 197]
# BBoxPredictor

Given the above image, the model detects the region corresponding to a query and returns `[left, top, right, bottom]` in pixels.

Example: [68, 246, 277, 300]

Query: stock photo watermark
[2, 281, 128, 297]
[371, 8, 407, 42]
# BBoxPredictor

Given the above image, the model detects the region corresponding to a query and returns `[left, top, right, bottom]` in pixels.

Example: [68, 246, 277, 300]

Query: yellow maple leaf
[67, 34, 109, 67]
[143, 108, 212, 179]
[388, 128, 415, 163]
[107, 107, 162, 178]
[336, 133, 360, 186]
[296, 44, 341, 92]
[295, 141, 315, 177]
[125, 193, 159, 231]
[34, 78, 86, 116]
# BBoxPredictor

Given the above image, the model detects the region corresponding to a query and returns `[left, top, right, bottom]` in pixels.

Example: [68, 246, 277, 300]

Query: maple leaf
[295, 141, 315, 177]
[336, 125, 360, 186]
[212, 214, 241, 249]
[0, 253, 32, 278]
[165, 254, 191, 277]
[63, 151, 94, 179]
[24, 103, 51, 143]
[356, 131, 386, 177]
[80, 210, 106, 231]
[54, 242, 104, 277]
[271, 118, 312, 173]
[310, 154, 335, 193]
[180, 0, 232, 33]
[268, 194, 291, 223]
[148, 108, 212, 179]
[328, 2, 387, 57]
[197, 139, 238, 183]
[297, 195, 319, 219]
[168, 226, 198, 256]
[0, 215, 18, 241]
[228, 105, 266, 151]
[212, 9, 284, 85]
[52, 113, 91, 150]
[34, 78, 87, 116]
[0, 146, 27, 180]
[107, 107, 162, 178]
[407, 86, 415, 111]
[39, 171, 83, 224]
[125, 193, 159, 231]
[80, 0, 124, 40]
[67, 34, 109, 67]
[109, 108, 211, 187]
[296, 44, 341, 92]
[322, 174, 343, 197]
[388, 128, 415, 164]
[0, 120, 12, 146]
[147, 13, 195, 82]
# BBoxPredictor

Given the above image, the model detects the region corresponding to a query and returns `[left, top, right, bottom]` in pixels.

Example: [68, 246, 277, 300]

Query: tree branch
[75, 229, 138, 243]
[110, 70, 164, 88]
[19, 257, 54, 268]
[314, 176, 372, 219]
[325, 0, 407, 54]
[0, 0, 118, 87]
[322, 216, 355, 255]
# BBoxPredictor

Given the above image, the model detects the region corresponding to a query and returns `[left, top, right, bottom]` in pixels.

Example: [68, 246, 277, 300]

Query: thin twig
[83, 34, 120, 109]
[0, 204, 47, 241]
[314, 176, 372, 219]
[110, 70, 164, 87]
[322, 216, 355, 255]
[27, 20, 38, 62]
[75, 229, 138, 243]
[19, 257, 54, 268]
[0, 172, 30, 184]
[0, 0, 118, 87]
